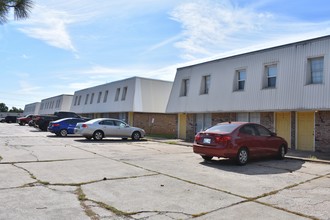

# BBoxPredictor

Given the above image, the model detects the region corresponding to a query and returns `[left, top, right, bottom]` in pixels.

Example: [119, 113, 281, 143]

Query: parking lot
[0, 123, 329, 220]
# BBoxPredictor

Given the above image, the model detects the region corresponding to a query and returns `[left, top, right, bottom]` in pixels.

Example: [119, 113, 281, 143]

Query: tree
[0, 103, 9, 112]
[9, 106, 23, 113]
[0, 0, 33, 24]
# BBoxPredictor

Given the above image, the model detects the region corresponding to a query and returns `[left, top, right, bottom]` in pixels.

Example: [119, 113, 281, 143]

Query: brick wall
[315, 111, 330, 153]
[133, 113, 177, 136]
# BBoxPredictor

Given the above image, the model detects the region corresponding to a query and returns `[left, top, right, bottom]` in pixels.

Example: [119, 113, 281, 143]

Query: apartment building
[166, 35, 330, 152]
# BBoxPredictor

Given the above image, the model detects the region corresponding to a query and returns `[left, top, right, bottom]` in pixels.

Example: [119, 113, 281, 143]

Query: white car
[74, 118, 145, 141]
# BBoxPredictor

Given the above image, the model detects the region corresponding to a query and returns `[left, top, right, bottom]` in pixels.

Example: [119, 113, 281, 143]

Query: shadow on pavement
[199, 158, 305, 175]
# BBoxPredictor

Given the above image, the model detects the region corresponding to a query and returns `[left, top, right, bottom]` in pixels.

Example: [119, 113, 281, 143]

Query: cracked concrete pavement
[0, 123, 330, 220]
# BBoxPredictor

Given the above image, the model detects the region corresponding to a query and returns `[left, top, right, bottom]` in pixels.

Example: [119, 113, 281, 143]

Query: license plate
[203, 138, 211, 144]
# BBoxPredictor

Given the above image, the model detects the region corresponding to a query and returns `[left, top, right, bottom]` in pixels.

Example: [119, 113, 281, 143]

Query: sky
[1, 0, 330, 110]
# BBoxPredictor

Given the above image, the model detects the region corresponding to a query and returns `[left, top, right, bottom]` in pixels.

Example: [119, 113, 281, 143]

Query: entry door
[275, 112, 291, 148]
[178, 113, 187, 140]
[297, 112, 314, 151]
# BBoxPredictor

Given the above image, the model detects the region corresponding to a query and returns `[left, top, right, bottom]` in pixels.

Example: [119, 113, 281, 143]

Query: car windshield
[205, 123, 240, 133]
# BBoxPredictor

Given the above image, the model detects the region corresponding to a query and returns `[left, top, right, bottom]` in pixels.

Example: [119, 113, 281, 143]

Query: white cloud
[170, 0, 274, 60]
[169, 0, 330, 61]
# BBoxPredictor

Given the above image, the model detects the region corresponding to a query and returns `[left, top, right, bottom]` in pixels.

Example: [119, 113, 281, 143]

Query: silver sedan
[74, 118, 145, 141]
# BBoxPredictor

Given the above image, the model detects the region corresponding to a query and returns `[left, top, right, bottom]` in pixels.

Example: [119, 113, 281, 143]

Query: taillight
[52, 123, 60, 127]
[215, 135, 231, 144]
[82, 124, 88, 128]
[194, 134, 201, 142]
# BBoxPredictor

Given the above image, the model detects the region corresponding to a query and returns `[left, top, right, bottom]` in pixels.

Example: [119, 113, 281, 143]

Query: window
[237, 70, 246, 90]
[121, 87, 127, 100]
[74, 96, 78, 106]
[309, 57, 323, 84]
[200, 75, 211, 95]
[97, 92, 102, 103]
[180, 79, 189, 96]
[77, 96, 81, 105]
[265, 64, 277, 88]
[103, 90, 109, 103]
[115, 88, 120, 101]
[85, 94, 89, 105]
[254, 124, 272, 137]
[90, 93, 94, 104]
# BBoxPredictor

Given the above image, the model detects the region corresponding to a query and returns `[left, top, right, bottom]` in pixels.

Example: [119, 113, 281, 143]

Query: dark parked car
[4, 116, 18, 123]
[17, 114, 34, 126]
[48, 118, 90, 137]
[193, 122, 288, 165]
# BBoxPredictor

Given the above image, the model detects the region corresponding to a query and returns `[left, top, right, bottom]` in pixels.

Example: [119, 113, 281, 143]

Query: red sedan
[193, 122, 288, 165]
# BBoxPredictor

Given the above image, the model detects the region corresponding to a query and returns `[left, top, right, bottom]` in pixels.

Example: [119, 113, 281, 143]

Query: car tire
[277, 145, 286, 160]
[93, 130, 104, 141]
[201, 155, 213, 161]
[59, 129, 68, 137]
[236, 147, 249, 165]
[131, 131, 141, 141]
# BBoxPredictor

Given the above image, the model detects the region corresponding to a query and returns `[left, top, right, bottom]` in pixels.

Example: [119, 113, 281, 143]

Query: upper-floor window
[97, 91, 102, 103]
[115, 88, 120, 101]
[180, 79, 189, 96]
[77, 95, 81, 105]
[90, 93, 94, 104]
[103, 90, 109, 103]
[74, 96, 78, 106]
[85, 94, 89, 105]
[309, 57, 323, 84]
[121, 87, 128, 100]
[237, 70, 246, 91]
[200, 75, 211, 95]
[265, 64, 277, 88]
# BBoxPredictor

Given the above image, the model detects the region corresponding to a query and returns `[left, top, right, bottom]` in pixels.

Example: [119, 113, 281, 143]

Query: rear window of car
[205, 124, 240, 133]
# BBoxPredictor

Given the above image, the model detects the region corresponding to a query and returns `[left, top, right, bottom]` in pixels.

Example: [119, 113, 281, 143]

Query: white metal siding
[70, 77, 173, 114]
[166, 36, 330, 113]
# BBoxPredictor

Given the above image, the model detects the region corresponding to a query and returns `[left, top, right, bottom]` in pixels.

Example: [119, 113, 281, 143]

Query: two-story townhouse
[70, 77, 177, 136]
[38, 94, 73, 115]
[23, 102, 40, 115]
[166, 35, 330, 153]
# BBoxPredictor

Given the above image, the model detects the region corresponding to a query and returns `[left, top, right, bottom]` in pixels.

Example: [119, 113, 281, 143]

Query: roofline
[74, 76, 173, 93]
[177, 35, 330, 70]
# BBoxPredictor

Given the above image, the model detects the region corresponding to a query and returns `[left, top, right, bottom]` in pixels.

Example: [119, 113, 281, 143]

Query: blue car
[48, 118, 89, 137]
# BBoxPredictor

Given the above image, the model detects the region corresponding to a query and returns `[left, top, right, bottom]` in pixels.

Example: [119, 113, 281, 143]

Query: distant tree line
[0, 103, 23, 113]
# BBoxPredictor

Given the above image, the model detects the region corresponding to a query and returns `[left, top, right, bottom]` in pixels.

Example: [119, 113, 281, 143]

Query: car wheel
[277, 145, 286, 160]
[201, 155, 213, 161]
[131, 131, 141, 141]
[236, 147, 249, 165]
[93, 130, 104, 141]
[59, 129, 68, 137]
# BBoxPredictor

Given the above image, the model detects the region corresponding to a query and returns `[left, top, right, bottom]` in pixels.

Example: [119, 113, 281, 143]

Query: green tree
[0, 103, 9, 112]
[0, 0, 33, 24]
[9, 106, 23, 113]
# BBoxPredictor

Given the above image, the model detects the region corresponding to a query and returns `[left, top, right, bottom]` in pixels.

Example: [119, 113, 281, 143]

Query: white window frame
[309, 57, 324, 84]
[200, 75, 211, 95]
[180, 78, 189, 97]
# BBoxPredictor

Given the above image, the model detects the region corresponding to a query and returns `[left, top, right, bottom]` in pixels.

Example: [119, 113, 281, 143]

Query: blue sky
[1, 0, 330, 109]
